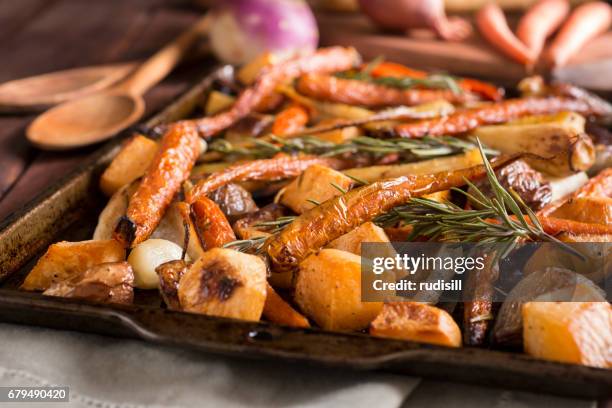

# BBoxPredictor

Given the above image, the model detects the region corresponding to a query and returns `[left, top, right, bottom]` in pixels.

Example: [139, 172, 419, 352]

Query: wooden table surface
[0, 0, 211, 221]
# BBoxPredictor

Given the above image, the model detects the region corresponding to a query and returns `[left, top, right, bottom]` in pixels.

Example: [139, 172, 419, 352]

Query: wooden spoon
[0, 62, 138, 112]
[27, 14, 211, 150]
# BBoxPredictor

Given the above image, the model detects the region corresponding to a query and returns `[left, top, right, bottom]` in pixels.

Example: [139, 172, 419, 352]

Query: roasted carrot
[394, 96, 603, 138]
[184, 47, 360, 139]
[296, 74, 475, 107]
[186, 155, 345, 203]
[370, 61, 503, 102]
[574, 168, 612, 198]
[476, 3, 536, 66]
[517, 0, 570, 60]
[191, 197, 236, 250]
[263, 284, 310, 328]
[538, 215, 612, 235]
[114, 123, 200, 247]
[271, 104, 309, 136]
[545, 1, 612, 67]
[266, 155, 520, 271]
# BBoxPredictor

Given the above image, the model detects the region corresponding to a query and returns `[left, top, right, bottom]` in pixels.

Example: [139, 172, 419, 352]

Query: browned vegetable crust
[191, 197, 237, 250]
[187, 155, 344, 203]
[463, 254, 498, 346]
[114, 123, 200, 247]
[156, 260, 189, 310]
[184, 47, 360, 139]
[394, 97, 609, 138]
[43, 262, 134, 305]
[296, 73, 476, 107]
[266, 155, 520, 271]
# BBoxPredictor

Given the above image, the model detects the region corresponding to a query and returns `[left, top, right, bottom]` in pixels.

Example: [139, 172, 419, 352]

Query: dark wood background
[0, 0, 210, 221]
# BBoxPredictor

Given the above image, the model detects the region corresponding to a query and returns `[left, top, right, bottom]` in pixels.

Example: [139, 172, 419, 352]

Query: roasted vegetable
[394, 97, 611, 139]
[114, 123, 201, 247]
[151, 202, 205, 261]
[100, 134, 158, 196]
[263, 283, 310, 328]
[343, 148, 483, 183]
[191, 197, 237, 250]
[523, 301, 612, 368]
[470, 112, 595, 176]
[93, 181, 139, 240]
[551, 196, 612, 225]
[272, 104, 309, 136]
[327, 222, 395, 257]
[43, 262, 134, 305]
[209, 183, 258, 222]
[295, 248, 382, 331]
[278, 164, 354, 214]
[471, 159, 551, 210]
[205, 91, 236, 115]
[267, 155, 519, 271]
[22, 240, 125, 291]
[187, 155, 344, 203]
[186, 47, 360, 139]
[178, 248, 267, 321]
[370, 302, 462, 348]
[128, 239, 184, 289]
[156, 259, 189, 310]
[463, 253, 498, 346]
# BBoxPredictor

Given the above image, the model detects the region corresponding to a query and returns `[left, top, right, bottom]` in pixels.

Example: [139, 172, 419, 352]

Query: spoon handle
[117, 14, 211, 96]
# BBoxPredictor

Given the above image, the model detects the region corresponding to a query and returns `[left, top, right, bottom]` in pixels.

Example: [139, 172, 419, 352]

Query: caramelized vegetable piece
[187, 155, 344, 203]
[463, 254, 498, 346]
[394, 97, 610, 138]
[185, 47, 360, 139]
[205, 91, 236, 115]
[156, 259, 189, 310]
[537, 216, 612, 236]
[327, 222, 394, 257]
[263, 283, 310, 328]
[369, 61, 503, 101]
[523, 301, 612, 368]
[209, 183, 258, 222]
[278, 164, 354, 214]
[233, 203, 287, 240]
[114, 123, 200, 247]
[296, 74, 475, 107]
[370, 302, 462, 348]
[151, 202, 205, 261]
[99, 134, 158, 196]
[551, 196, 612, 225]
[191, 197, 237, 250]
[471, 112, 594, 176]
[178, 248, 267, 321]
[575, 168, 612, 198]
[43, 262, 134, 305]
[272, 104, 309, 136]
[295, 249, 382, 331]
[22, 240, 125, 291]
[267, 155, 519, 271]
[93, 181, 139, 240]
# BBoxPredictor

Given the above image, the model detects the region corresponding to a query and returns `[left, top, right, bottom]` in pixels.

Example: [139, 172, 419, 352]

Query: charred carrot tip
[114, 216, 137, 248]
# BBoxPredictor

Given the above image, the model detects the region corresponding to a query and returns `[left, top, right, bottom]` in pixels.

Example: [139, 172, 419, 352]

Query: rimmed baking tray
[0, 67, 610, 399]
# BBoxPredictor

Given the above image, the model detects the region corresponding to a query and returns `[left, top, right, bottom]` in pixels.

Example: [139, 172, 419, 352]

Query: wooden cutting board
[317, 12, 612, 90]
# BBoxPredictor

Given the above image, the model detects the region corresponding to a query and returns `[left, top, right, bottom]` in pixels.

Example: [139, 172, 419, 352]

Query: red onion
[358, 0, 472, 41]
[210, 0, 319, 65]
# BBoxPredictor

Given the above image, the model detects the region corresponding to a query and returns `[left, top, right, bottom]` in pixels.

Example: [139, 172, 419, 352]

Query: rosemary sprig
[223, 216, 297, 253]
[209, 135, 494, 161]
[374, 140, 565, 257]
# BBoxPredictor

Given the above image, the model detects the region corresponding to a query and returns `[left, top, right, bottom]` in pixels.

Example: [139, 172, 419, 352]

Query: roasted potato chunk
[22, 240, 125, 291]
[295, 249, 382, 331]
[370, 302, 462, 348]
[278, 164, 354, 214]
[178, 248, 267, 321]
[327, 222, 395, 257]
[100, 135, 158, 196]
[43, 262, 134, 304]
[523, 301, 612, 368]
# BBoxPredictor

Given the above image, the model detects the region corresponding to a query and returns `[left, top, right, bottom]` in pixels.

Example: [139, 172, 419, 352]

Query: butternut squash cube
[100, 135, 158, 196]
[178, 248, 267, 321]
[523, 301, 612, 368]
[21, 240, 126, 291]
[295, 248, 382, 331]
[279, 164, 354, 214]
[370, 302, 462, 348]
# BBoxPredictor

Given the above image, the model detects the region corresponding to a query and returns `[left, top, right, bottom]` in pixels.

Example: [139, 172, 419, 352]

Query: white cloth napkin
[0, 323, 596, 408]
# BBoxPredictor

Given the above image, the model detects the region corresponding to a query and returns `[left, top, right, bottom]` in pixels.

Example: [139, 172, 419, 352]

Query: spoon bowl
[27, 92, 144, 150]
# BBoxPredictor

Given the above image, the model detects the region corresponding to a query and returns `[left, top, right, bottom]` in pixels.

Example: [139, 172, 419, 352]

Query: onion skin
[210, 0, 318, 65]
[358, 0, 472, 41]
